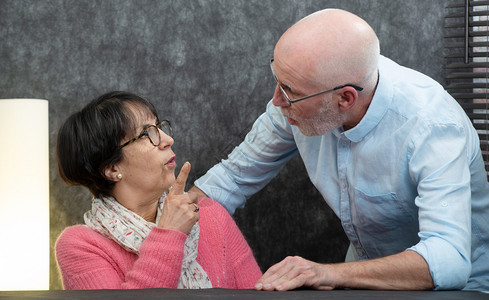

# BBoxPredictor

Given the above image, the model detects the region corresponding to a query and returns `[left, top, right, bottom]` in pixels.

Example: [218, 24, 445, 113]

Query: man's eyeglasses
[120, 120, 173, 149]
[270, 58, 364, 106]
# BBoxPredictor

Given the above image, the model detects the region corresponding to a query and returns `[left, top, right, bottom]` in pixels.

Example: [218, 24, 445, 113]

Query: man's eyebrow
[282, 81, 306, 97]
[277, 73, 307, 96]
[274, 63, 308, 96]
[281, 81, 292, 90]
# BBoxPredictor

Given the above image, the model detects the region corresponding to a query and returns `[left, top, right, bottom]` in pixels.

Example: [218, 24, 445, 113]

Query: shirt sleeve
[195, 100, 298, 214]
[407, 122, 472, 290]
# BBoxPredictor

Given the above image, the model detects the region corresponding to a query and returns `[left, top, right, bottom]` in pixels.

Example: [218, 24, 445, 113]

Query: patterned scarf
[84, 194, 212, 289]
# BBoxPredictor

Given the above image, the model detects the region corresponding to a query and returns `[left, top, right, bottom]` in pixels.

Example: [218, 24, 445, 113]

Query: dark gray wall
[0, 0, 446, 290]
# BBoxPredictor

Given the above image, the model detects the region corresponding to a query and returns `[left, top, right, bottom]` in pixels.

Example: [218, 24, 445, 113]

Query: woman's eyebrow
[135, 122, 154, 135]
[140, 118, 158, 130]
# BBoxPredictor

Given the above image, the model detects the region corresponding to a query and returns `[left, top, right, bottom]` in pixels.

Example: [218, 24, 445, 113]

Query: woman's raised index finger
[169, 161, 191, 195]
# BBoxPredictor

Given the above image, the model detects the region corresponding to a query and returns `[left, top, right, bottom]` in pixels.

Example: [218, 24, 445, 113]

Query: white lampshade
[0, 99, 49, 290]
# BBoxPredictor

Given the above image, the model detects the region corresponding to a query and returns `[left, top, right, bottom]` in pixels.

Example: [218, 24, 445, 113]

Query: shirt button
[441, 201, 448, 207]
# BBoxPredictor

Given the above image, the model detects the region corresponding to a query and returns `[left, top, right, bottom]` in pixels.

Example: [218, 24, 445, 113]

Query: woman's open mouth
[165, 156, 177, 166]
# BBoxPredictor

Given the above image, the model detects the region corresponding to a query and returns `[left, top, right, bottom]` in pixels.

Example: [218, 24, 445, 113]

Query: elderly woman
[55, 91, 262, 289]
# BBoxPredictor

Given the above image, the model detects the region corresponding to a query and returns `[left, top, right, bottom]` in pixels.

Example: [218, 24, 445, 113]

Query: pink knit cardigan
[55, 197, 262, 289]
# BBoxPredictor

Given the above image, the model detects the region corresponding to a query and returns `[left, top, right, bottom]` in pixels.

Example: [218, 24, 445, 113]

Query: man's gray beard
[290, 98, 346, 137]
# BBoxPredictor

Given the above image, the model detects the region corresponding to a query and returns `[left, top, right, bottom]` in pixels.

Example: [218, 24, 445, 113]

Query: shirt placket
[337, 134, 366, 259]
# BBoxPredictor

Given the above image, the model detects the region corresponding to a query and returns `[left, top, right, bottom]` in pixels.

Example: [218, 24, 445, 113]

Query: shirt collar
[342, 56, 394, 142]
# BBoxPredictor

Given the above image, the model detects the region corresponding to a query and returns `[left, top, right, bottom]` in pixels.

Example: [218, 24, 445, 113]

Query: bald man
[190, 9, 489, 291]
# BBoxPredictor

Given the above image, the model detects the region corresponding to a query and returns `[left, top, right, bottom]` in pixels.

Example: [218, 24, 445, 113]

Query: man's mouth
[286, 116, 297, 125]
[282, 111, 297, 125]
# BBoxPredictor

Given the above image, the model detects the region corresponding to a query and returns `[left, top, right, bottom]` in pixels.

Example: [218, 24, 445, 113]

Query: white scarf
[84, 194, 212, 289]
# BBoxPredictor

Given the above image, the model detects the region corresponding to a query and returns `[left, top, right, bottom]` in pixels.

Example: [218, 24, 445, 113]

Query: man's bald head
[274, 9, 380, 91]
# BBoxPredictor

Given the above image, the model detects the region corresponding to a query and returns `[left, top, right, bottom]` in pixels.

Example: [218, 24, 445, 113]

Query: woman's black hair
[56, 91, 159, 198]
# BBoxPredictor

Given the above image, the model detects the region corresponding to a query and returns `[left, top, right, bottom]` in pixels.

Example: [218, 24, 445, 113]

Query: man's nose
[272, 85, 289, 107]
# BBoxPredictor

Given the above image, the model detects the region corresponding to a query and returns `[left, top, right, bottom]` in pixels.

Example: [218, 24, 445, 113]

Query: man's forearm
[326, 250, 434, 290]
[256, 250, 434, 291]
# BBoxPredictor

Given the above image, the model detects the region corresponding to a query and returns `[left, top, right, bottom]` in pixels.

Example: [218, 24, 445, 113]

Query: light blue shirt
[195, 56, 489, 291]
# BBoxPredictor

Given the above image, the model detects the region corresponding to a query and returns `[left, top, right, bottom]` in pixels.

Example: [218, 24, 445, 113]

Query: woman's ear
[338, 86, 359, 111]
[104, 165, 122, 182]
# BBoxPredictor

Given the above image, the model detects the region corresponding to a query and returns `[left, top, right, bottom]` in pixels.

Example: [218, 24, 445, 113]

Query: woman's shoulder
[56, 224, 129, 263]
[198, 197, 230, 218]
[57, 224, 101, 239]
[197, 197, 237, 232]
[56, 224, 112, 250]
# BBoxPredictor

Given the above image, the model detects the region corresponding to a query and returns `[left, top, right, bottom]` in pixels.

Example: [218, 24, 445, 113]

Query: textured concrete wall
[0, 0, 446, 290]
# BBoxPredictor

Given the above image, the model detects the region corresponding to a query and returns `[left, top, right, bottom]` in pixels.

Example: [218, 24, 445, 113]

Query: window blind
[445, 0, 489, 179]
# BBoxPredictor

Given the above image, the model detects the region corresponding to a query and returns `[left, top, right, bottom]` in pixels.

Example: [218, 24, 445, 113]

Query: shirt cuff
[409, 237, 470, 290]
[194, 164, 246, 215]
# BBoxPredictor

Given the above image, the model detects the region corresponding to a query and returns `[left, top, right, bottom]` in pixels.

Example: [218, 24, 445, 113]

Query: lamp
[0, 99, 49, 290]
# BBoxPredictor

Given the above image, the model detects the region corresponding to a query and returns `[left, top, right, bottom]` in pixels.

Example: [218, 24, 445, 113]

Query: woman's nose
[159, 130, 174, 149]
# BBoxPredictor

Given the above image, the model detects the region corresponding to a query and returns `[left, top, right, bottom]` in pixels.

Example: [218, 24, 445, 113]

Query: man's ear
[337, 86, 359, 111]
[104, 164, 121, 182]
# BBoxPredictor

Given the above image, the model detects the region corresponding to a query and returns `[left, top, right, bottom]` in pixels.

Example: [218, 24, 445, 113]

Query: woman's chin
[162, 176, 176, 194]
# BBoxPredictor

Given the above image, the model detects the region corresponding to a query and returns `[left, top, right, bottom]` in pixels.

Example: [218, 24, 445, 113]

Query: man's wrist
[188, 185, 208, 201]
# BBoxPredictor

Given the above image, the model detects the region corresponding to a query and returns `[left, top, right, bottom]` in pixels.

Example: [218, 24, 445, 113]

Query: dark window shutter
[445, 0, 489, 179]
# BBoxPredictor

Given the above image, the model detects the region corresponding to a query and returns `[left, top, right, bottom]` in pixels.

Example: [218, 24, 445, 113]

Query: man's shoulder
[379, 55, 440, 89]
[378, 56, 463, 124]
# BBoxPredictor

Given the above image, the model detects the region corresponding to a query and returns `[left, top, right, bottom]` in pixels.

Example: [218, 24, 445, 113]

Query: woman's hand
[157, 162, 200, 235]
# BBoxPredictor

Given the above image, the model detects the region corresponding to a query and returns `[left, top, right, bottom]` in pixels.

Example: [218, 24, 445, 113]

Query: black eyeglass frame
[270, 58, 364, 106]
[120, 120, 173, 149]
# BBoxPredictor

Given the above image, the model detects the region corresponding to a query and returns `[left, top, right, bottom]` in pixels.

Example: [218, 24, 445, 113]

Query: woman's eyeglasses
[120, 120, 173, 149]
